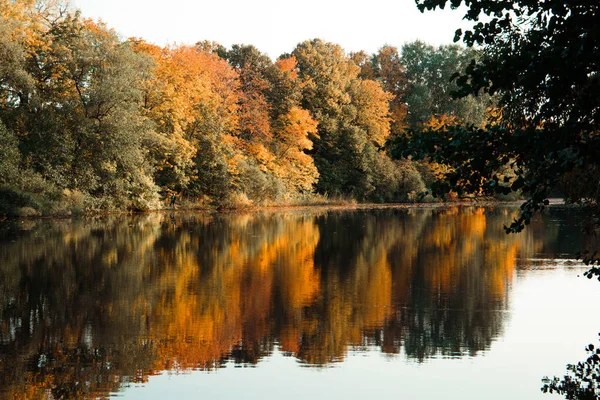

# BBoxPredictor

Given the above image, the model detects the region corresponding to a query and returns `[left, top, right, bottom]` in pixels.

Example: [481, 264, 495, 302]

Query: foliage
[133, 42, 240, 196]
[395, 159, 428, 201]
[292, 39, 405, 201]
[542, 341, 600, 399]
[0, 1, 505, 213]
[221, 44, 273, 142]
[382, 41, 497, 199]
[409, 0, 600, 233]
[353, 45, 409, 137]
[272, 106, 320, 193]
[0, 16, 34, 107]
[0, 6, 161, 212]
[400, 40, 494, 129]
[0, 121, 20, 185]
[188, 134, 232, 203]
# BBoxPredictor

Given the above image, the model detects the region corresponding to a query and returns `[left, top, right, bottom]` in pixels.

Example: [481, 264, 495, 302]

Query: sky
[71, 0, 469, 60]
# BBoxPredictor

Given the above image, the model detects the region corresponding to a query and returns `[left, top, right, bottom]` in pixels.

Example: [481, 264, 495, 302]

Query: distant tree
[401, 40, 494, 129]
[132, 42, 239, 197]
[272, 106, 319, 193]
[0, 19, 34, 109]
[268, 55, 303, 119]
[350, 50, 376, 81]
[220, 44, 323, 202]
[221, 44, 273, 142]
[352, 46, 409, 137]
[134, 42, 250, 205]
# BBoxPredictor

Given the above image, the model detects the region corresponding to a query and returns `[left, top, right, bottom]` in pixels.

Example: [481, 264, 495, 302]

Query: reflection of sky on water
[122, 264, 600, 400]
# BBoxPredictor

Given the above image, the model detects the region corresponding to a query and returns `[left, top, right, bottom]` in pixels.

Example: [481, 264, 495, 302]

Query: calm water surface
[1, 205, 599, 399]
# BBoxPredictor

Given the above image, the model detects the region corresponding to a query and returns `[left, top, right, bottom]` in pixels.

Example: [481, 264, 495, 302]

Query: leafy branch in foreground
[578, 251, 600, 282]
[542, 341, 600, 399]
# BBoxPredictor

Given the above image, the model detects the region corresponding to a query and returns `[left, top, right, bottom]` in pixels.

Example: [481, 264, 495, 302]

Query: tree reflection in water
[0, 207, 575, 398]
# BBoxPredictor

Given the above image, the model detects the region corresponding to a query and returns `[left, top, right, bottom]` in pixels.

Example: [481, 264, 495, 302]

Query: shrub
[219, 191, 252, 210]
[49, 189, 86, 216]
[18, 206, 39, 217]
[236, 160, 286, 206]
[0, 187, 29, 216]
[396, 160, 427, 201]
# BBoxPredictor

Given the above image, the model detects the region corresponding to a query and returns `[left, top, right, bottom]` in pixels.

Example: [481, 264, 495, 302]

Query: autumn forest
[0, 0, 499, 216]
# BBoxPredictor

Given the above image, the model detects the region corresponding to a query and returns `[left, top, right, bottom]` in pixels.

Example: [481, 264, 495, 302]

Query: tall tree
[350, 50, 376, 81]
[133, 42, 240, 197]
[292, 39, 394, 199]
[0, 19, 34, 110]
[371, 45, 409, 136]
[221, 44, 273, 143]
[225, 45, 325, 201]
[271, 106, 319, 193]
[2, 9, 160, 211]
[267, 56, 320, 195]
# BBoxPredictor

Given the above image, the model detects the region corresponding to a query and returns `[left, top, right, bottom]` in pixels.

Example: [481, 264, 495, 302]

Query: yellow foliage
[425, 114, 461, 131]
[272, 107, 319, 192]
[275, 55, 299, 79]
[351, 79, 393, 147]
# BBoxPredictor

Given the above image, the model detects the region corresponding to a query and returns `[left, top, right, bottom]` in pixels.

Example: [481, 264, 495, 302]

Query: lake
[1, 205, 599, 399]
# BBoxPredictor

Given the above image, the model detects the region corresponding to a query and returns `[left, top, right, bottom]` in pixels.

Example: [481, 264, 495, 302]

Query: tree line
[0, 0, 496, 216]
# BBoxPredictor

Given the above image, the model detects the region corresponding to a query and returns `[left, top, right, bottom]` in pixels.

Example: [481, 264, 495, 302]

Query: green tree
[0, 18, 34, 110]
[371, 45, 409, 136]
[292, 39, 396, 200]
[401, 40, 494, 129]
[4, 13, 159, 211]
[0, 120, 20, 185]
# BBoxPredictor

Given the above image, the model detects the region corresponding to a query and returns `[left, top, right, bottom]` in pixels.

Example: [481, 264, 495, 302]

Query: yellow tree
[133, 42, 240, 198]
[349, 79, 393, 148]
[272, 106, 319, 193]
[293, 39, 399, 200]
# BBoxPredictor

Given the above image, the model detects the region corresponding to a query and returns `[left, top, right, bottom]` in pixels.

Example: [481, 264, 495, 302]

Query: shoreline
[1, 198, 576, 222]
[0, 198, 550, 222]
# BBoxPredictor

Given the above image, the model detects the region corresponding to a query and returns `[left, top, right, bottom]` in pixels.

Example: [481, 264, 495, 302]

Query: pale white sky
[72, 0, 468, 60]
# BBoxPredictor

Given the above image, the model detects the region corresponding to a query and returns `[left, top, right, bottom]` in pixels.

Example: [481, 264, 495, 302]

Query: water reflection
[0, 206, 588, 398]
